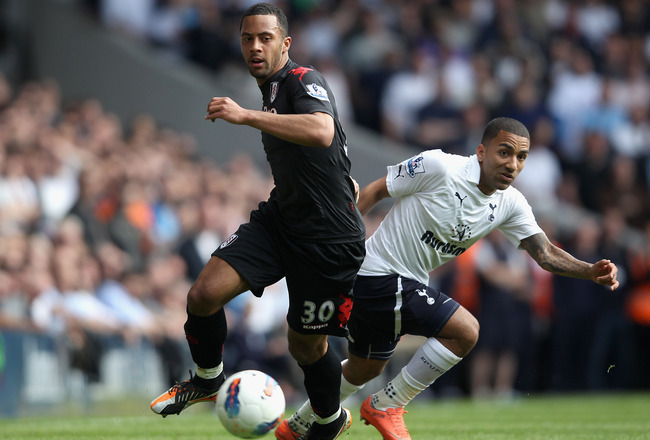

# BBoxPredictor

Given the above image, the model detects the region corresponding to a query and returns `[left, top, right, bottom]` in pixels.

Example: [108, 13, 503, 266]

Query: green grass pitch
[1, 393, 649, 439]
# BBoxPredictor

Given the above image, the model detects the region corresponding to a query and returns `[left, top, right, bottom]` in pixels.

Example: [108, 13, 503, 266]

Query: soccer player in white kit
[275, 117, 619, 440]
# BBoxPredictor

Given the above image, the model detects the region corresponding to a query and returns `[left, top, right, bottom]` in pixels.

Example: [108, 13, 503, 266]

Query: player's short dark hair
[240, 3, 289, 38]
[481, 117, 530, 145]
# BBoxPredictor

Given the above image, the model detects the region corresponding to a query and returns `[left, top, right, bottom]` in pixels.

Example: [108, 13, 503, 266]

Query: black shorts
[213, 202, 365, 337]
[347, 274, 460, 361]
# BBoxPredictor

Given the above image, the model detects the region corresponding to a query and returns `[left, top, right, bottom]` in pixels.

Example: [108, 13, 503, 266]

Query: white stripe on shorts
[394, 276, 403, 340]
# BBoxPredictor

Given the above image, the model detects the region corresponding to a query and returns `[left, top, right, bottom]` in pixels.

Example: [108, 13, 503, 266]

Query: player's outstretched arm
[357, 176, 390, 216]
[205, 97, 334, 148]
[520, 233, 619, 291]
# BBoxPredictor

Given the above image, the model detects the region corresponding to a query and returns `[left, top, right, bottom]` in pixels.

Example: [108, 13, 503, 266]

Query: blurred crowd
[0, 73, 303, 398]
[82, 1, 650, 171]
[81, 0, 650, 221]
[0, 0, 649, 404]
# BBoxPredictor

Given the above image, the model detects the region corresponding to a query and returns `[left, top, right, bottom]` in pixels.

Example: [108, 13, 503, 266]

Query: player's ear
[282, 36, 291, 53]
[476, 144, 485, 162]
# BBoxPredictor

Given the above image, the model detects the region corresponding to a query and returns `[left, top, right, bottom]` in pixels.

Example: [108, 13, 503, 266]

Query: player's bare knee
[363, 363, 385, 382]
[440, 307, 480, 357]
[288, 334, 327, 365]
[466, 315, 481, 351]
[460, 314, 480, 356]
[346, 365, 383, 384]
[187, 280, 224, 314]
[343, 357, 386, 384]
[289, 347, 323, 365]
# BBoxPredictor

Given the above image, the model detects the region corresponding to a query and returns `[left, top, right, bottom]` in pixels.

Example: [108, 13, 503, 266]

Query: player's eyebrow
[499, 143, 528, 152]
[241, 30, 277, 38]
[498, 143, 529, 156]
[499, 143, 514, 150]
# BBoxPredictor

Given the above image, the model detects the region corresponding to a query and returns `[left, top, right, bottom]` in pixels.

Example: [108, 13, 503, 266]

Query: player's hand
[205, 97, 248, 125]
[591, 259, 619, 291]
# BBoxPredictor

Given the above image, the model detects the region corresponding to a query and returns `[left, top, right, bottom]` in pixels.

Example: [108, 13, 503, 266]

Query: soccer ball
[216, 370, 286, 438]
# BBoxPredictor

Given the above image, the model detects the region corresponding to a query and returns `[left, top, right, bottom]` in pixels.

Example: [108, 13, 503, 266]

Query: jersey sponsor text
[420, 230, 466, 256]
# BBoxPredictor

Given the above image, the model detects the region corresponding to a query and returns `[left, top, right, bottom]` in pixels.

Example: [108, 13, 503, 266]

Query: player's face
[240, 15, 291, 84]
[476, 130, 529, 195]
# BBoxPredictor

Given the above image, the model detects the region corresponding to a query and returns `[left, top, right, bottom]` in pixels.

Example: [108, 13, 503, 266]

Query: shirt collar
[467, 154, 481, 185]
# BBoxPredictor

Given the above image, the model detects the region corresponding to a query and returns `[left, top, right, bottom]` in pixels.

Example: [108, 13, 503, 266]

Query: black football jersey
[258, 60, 365, 243]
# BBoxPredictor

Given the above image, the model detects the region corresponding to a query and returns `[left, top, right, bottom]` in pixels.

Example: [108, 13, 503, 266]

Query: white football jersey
[359, 149, 543, 284]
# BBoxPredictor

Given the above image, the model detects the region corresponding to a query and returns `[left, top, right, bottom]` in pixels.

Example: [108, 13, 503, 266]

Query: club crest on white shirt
[488, 203, 497, 222]
[305, 83, 329, 101]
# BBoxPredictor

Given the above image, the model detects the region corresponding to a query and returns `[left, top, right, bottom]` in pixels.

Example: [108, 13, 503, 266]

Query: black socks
[299, 345, 342, 419]
[183, 308, 227, 369]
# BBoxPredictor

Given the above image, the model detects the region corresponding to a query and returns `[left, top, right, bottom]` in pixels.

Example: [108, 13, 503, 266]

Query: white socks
[373, 338, 462, 410]
[289, 363, 365, 432]
[340, 371, 365, 402]
[286, 400, 315, 434]
[288, 339, 460, 429]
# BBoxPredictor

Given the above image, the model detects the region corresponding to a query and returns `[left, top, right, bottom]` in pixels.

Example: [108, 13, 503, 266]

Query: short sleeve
[288, 68, 335, 117]
[386, 149, 452, 198]
[498, 190, 544, 248]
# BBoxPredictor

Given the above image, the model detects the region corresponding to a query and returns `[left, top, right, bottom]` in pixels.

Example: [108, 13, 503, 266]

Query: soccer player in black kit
[150, 3, 365, 440]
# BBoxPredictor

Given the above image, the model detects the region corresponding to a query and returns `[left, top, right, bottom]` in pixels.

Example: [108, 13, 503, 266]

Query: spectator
[380, 47, 439, 143]
[0, 147, 40, 233]
[177, 194, 225, 281]
[343, 7, 405, 132]
[95, 241, 160, 340]
[497, 78, 550, 133]
[479, 6, 546, 93]
[341, 7, 405, 74]
[549, 217, 604, 391]
[575, 0, 621, 55]
[100, 0, 155, 40]
[184, 0, 235, 72]
[580, 76, 628, 146]
[151, 276, 194, 386]
[412, 73, 464, 150]
[626, 220, 650, 389]
[612, 104, 650, 159]
[0, 267, 30, 330]
[31, 130, 82, 233]
[571, 130, 614, 213]
[470, 231, 534, 399]
[471, 53, 506, 112]
[547, 45, 603, 162]
[597, 155, 649, 229]
[455, 101, 491, 157]
[586, 208, 635, 390]
[146, 0, 189, 56]
[610, 54, 650, 113]
[289, 6, 341, 66]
